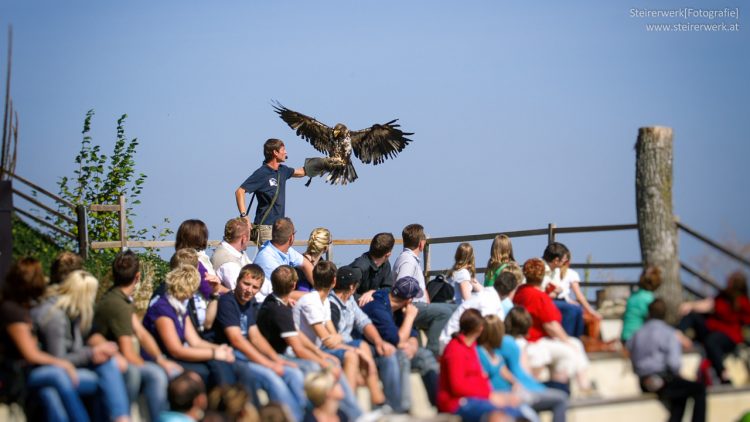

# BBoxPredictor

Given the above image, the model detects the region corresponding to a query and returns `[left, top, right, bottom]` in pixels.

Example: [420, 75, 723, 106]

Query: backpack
[427, 275, 455, 303]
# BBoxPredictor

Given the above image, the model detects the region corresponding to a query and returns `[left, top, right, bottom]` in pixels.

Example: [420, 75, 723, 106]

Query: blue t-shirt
[240, 164, 295, 226]
[213, 292, 258, 346]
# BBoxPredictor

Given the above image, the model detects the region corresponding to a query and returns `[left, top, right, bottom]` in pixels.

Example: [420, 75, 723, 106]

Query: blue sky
[2, 1, 748, 289]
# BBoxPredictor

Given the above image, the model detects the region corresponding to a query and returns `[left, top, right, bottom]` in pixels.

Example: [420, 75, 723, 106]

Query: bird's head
[332, 123, 349, 139]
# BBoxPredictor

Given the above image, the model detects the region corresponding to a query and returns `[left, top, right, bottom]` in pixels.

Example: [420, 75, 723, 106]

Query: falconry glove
[303, 157, 334, 186]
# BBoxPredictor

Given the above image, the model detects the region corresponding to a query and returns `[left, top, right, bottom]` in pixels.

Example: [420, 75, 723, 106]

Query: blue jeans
[234, 352, 307, 421]
[27, 365, 89, 422]
[371, 345, 403, 413]
[125, 362, 170, 421]
[554, 300, 584, 337]
[76, 358, 130, 420]
[413, 302, 457, 357]
[455, 397, 524, 422]
[283, 356, 362, 421]
[177, 359, 237, 389]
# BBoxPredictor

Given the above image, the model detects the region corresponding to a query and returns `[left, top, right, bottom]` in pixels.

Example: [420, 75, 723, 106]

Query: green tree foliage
[52, 110, 171, 284]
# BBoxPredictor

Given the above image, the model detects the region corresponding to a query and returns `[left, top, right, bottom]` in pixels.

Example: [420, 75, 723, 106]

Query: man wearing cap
[330, 265, 406, 413]
[392, 223, 456, 357]
[361, 276, 440, 409]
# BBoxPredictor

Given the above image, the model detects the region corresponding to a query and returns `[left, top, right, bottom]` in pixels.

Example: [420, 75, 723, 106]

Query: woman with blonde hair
[447, 242, 483, 305]
[485, 235, 516, 287]
[1, 258, 88, 421]
[143, 264, 239, 390]
[296, 227, 332, 292]
[32, 269, 131, 422]
[303, 369, 346, 422]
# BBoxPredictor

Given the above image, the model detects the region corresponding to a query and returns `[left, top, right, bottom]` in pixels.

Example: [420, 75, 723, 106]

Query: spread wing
[273, 102, 335, 155]
[350, 120, 414, 165]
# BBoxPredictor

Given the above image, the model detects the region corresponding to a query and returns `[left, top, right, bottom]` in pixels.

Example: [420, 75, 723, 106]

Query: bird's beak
[333, 129, 340, 137]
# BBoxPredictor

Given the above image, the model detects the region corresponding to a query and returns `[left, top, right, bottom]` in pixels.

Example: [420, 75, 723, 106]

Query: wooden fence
[9, 172, 749, 298]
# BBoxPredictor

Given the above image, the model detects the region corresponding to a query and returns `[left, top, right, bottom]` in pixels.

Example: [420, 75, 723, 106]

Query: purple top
[197, 261, 214, 299]
[143, 295, 186, 359]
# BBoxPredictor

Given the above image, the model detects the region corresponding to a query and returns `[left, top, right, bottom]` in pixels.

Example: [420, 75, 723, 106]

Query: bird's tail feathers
[326, 162, 358, 185]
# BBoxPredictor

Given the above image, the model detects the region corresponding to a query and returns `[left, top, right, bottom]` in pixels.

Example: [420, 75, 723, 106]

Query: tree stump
[635, 127, 682, 323]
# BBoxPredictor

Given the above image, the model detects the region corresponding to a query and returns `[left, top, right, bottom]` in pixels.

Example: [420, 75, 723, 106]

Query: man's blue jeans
[371, 345, 403, 412]
[76, 358, 130, 420]
[124, 361, 170, 421]
[235, 352, 306, 421]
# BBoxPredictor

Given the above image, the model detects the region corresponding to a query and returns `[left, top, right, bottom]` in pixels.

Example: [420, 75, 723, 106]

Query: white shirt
[293, 291, 331, 347]
[541, 262, 560, 293]
[214, 241, 252, 290]
[558, 268, 580, 302]
[197, 250, 216, 275]
[438, 288, 503, 354]
[393, 249, 427, 304]
[447, 268, 477, 306]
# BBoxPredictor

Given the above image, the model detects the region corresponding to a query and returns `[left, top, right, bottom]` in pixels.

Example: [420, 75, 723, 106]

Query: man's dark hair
[494, 271, 519, 297]
[402, 224, 425, 250]
[263, 138, 284, 163]
[369, 232, 395, 259]
[167, 371, 205, 413]
[542, 242, 569, 263]
[504, 306, 532, 337]
[237, 264, 265, 286]
[112, 250, 140, 287]
[271, 265, 297, 297]
[648, 298, 667, 320]
[271, 217, 295, 245]
[312, 261, 337, 290]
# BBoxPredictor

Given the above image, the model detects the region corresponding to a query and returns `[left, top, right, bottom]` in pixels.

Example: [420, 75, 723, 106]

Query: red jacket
[437, 334, 491, 413]
[706, 293, 750, 344]
[513, 284, 562, 342]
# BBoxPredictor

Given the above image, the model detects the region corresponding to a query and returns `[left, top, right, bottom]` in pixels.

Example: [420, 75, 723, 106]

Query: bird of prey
[273, 102, 414, 185]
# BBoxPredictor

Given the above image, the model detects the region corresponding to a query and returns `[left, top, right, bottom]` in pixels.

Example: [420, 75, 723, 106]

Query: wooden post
[119, 195, 127, 250]
[76, 205, 88, 260]
[547, 223, 556, 245]
[423, 242, 431, 279]
[635, 126, 682, 323]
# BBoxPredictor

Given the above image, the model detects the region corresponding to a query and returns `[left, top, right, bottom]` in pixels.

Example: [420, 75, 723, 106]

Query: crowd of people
[1, 140, 747, 422]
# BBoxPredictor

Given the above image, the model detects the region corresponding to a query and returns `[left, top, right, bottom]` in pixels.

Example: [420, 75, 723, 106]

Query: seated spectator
[628, 299, 706, 422]
[330, 265, 403, 412]
[392, 223, 456, 357]
[437, 308, 521, 422]
[160, 371, 207, 422]
[621, 265, 661, 342]
[303, 370, 346, 422]
[446, 242, 483, 305]
[143, 265, 237, 390]
[542, 243, 584, 338]
[94, 250, 180, 421]
[503, 308, 569, 422]
[679, 271, 750, 385]
[213, 263, 306, 421]
[32, 269, 130, 422]
[361, 276, 440, 409]
[350, 232, 395, 307]
[476, 314, 541, 422]
[1, 257, 87, 421]
[439, 269, 522, 353]
[484, 234, 516, 287]
[295, 261, 386, 409]
[255, 265, 362, 421]
[557, 252, 607, 351]
[252, 217, 313, 304]
[211, 217, 252, 290]
[295, 227, 332, 292]
[513, 258, 593, 395]
[175, 219, 226, 334]
[49, 250, 84, 285]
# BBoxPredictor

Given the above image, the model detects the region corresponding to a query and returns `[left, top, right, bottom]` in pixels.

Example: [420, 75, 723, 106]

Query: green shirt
[93, 287, 135, 341]
[621, 289, 654, 342]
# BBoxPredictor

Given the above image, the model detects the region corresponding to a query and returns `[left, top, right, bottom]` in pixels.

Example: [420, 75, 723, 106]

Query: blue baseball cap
[391, 276, 424, 300]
